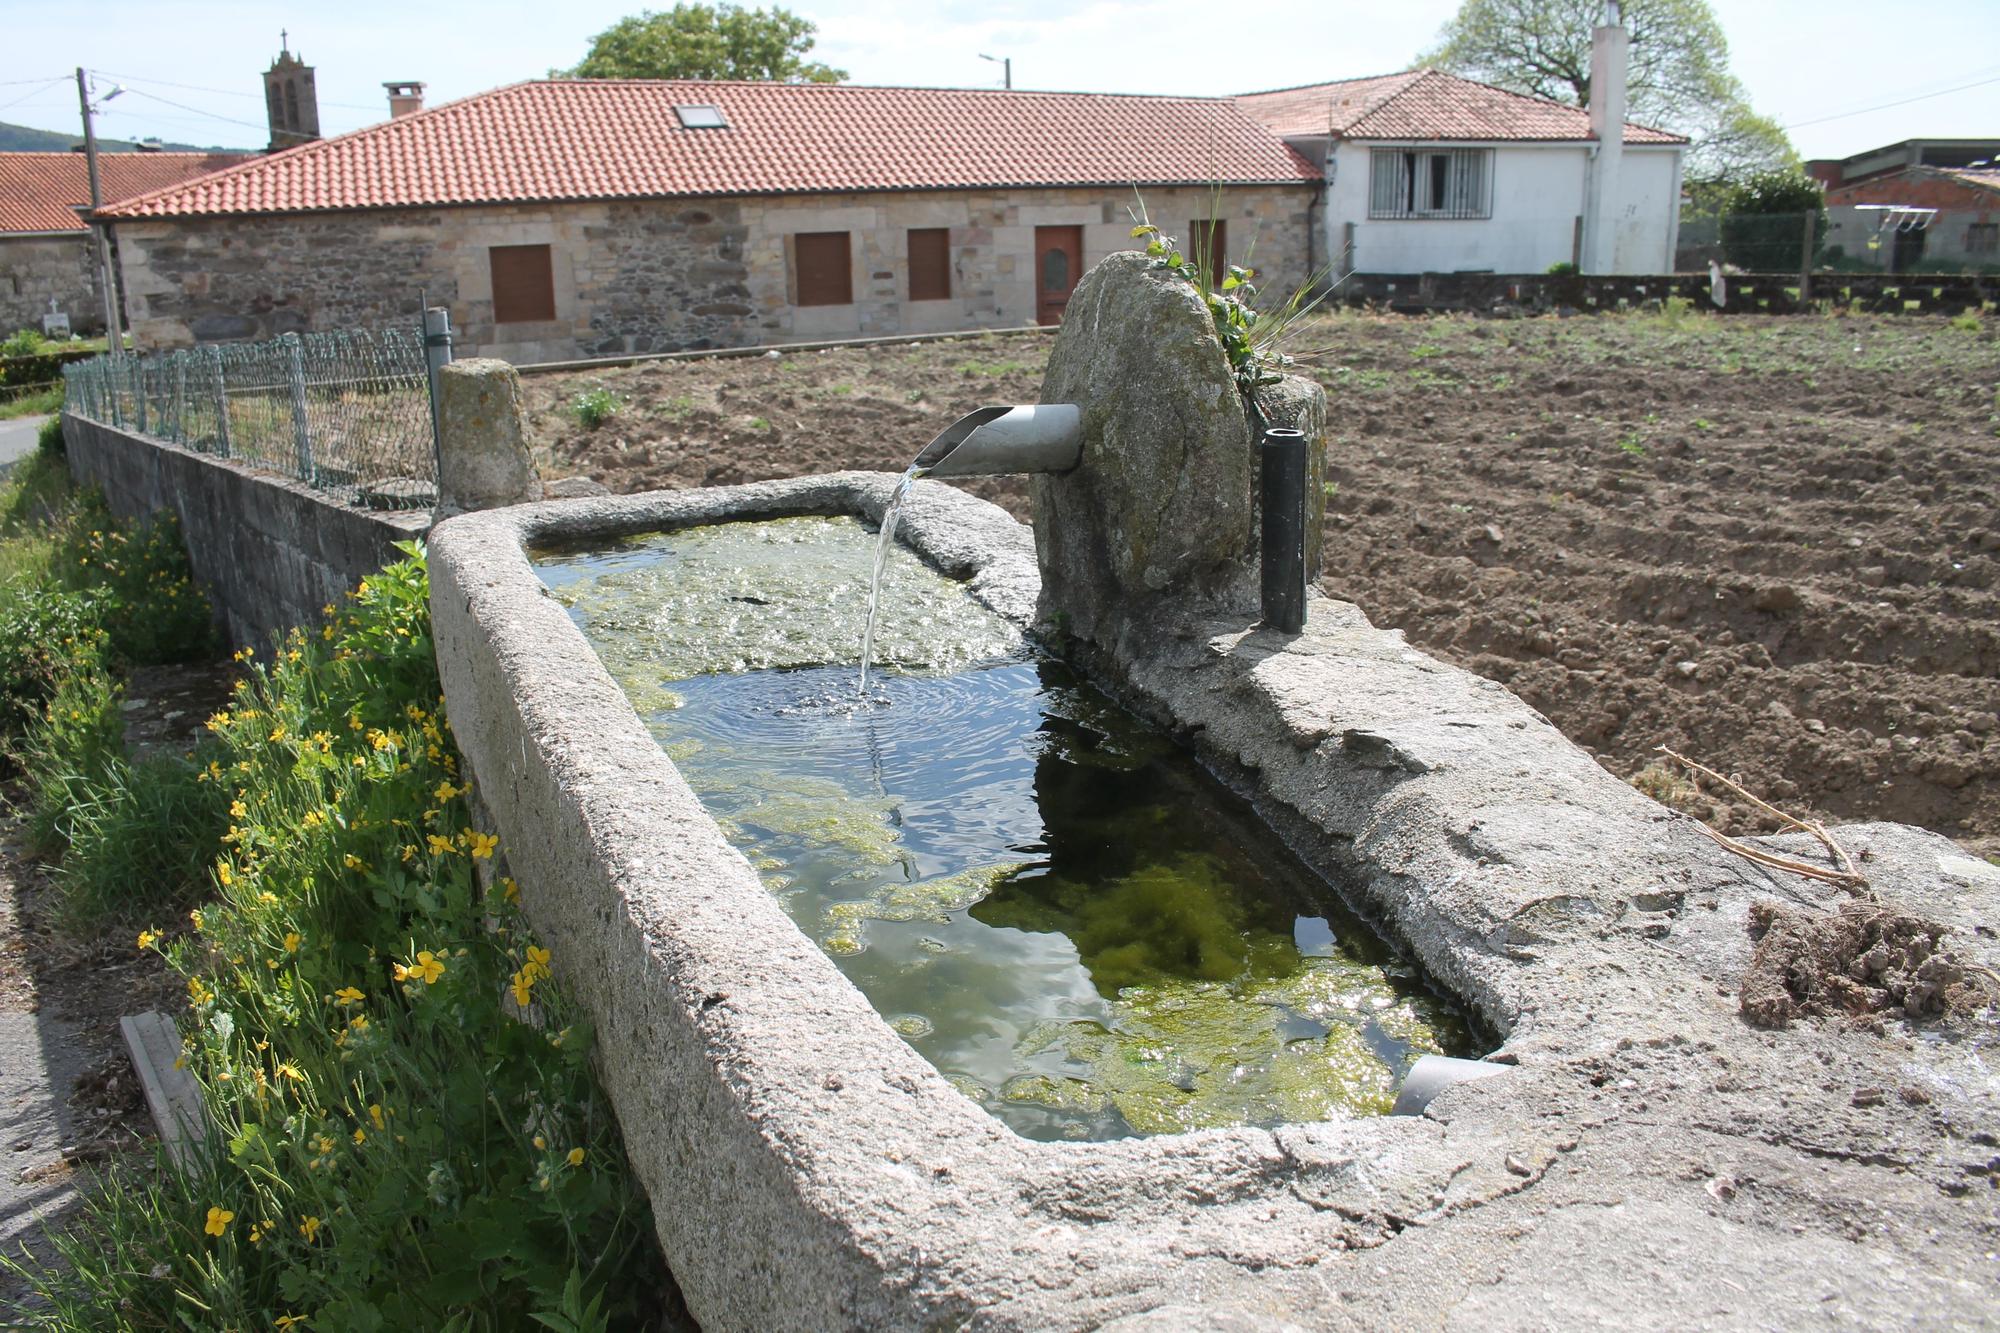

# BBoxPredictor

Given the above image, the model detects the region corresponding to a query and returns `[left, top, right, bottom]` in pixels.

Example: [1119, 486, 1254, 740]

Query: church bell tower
[264, 32, 321, 152]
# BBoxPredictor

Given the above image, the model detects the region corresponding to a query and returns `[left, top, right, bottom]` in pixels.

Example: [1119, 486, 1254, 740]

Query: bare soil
[524, 312, 2000, 853]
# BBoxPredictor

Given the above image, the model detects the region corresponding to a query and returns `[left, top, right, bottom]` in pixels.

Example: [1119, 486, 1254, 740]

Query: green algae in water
[535, 516, 1024, 684]
[534, 521, 1470, 1142]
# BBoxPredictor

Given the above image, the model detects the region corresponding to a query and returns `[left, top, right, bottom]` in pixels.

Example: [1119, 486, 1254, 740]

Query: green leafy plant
[1, 328, 47, 358]
[1545, 260, 1579, 276]
[1128, 205, 1329, 391]
[15, 548, 661, 1327]
[36, 414, 65, 458]
[570, 385, 624, 429]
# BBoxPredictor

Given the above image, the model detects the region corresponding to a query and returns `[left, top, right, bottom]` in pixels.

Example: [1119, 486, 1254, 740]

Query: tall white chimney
[1583, 2, 1629, 273]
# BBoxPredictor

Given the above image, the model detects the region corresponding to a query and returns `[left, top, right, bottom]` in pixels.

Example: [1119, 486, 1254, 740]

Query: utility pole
[75, 68, 122, 355]
[979, 53, 1012, 90]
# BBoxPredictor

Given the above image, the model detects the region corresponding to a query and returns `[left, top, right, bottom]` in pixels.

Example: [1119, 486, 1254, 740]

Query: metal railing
[61, 329, 438, 505]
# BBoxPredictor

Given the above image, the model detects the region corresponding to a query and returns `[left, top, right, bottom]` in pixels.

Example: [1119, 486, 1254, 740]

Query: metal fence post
[209, 345, 230, 458]
[134, 356, 148, 436]
[284, 332, 313, 483]
[1798, 210, 1815, 305]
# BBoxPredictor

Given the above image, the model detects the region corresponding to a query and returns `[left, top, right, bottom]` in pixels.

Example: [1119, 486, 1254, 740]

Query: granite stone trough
[428, 256, 2000, 1330]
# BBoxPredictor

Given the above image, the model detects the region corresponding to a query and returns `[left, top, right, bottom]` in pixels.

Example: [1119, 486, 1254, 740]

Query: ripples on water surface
[535, 518, 1468, 1141]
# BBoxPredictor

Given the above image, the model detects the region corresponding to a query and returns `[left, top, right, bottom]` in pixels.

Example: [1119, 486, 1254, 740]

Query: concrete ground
[0, 416, 46, 477]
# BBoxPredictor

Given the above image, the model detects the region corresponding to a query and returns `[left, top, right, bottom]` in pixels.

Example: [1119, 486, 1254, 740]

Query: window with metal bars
[1368, 148, 1492, 219]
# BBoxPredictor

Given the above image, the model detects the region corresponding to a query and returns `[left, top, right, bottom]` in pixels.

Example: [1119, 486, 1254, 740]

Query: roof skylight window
[674, 104, 728, 129]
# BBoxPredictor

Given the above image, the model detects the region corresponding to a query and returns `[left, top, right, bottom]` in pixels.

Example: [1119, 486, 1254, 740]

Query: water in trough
[534, 515, 1467, 1141]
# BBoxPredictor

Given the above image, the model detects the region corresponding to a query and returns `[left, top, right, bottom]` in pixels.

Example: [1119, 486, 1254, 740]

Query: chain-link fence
[62, 329, 437, 506]
[1678, 208, 2000, 278]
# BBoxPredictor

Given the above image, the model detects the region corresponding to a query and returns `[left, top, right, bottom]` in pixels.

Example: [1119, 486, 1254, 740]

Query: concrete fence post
[209, 346, 231, 457]
[435, 358, 542, 516]
[172, 351, 187, 445]
[283, 333, 313, 483]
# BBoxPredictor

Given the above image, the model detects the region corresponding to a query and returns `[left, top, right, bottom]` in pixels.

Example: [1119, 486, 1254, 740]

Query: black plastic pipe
[1259, 426, 1309, 633]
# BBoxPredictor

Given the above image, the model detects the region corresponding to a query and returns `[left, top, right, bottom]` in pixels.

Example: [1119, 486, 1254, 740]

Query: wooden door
[1034, 226, 1083, 325]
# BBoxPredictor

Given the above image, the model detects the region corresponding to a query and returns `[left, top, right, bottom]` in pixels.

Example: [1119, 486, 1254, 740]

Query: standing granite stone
[437, 358, 542, 515]
[1030, 250, 1326, 651]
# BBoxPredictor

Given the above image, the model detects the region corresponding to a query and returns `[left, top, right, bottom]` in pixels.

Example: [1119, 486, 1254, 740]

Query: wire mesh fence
[1677, 209, 2000, 278]
[61, 329, 438, 507]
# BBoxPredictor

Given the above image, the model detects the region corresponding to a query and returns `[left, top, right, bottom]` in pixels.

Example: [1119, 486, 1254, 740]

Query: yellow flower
[303, 810, 324, 827]
[524, 945, 551, 982]
[502, 877, 520, 903]
[217, 862, 233, 887]
[532, 1134, 547, 1150]
[277, 1062, 305, 1082]
[283, 932, 302, 954]
[425, 833, 455, 857]
[509, 972, 533, 1008]
[205, 710, 232, 732]
[298, 1215, 321, 1242]
[352, 1127, 366, 1145]
[348, 1014, 369, 1033]
[233, 646, 253, 663]
[369, 1104, 386, 1131]
[433, 781, 460, 801]
[396, 950, 446, 986]
[136, 930, 158, 951]
[277, 1315, 307, 1328]
[229, 800, 247, 819]
[269, 724, 287, 743]
[342, 853, 366, 871]
[187, 977, 212, 1005]
[259, 891, 279, 905]
[203, 1206, 234, 1237]
[468, 831, 499, 860]
[566, 1147, 585, 1167]
[334, 986, 364, 1006]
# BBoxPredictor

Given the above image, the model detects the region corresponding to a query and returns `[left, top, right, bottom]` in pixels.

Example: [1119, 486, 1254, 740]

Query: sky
[5, 0, 1996, 163]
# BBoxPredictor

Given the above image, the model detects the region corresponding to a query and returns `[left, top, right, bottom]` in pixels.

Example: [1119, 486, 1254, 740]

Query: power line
[1783, 71, 2000, 131]
[0, 75, 71, 87]
[116, 86, 273, 135]
[94, 68, 383, 113]
[0, 77, 70, 114]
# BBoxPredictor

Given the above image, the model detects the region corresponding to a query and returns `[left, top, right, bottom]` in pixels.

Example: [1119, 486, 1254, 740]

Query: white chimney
[384, 81, 426, 119]
[1583, 3, 1629, 273]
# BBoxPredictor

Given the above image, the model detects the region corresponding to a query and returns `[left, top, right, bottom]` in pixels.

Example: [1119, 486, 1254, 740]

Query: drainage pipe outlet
[914, 404, 1082, 478]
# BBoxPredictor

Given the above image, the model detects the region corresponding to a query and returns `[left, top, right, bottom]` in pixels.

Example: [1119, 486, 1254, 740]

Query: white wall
[1328, 140, 1681, 275]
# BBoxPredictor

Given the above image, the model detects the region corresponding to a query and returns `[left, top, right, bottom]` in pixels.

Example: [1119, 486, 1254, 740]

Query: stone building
[98, 79, 1322, 361]
[0, 150, 242, 336]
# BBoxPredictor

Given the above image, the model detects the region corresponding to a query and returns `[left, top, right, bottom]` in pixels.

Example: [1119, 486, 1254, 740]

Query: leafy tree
[1716, 169, 1828, 270]
[562, 4, 846, 83]
[1419, 0, 1794, 185]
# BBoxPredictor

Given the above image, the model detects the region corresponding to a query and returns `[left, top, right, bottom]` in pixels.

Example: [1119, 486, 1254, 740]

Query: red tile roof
[1236, 69, 1685, 145]
[0, 151, 247, 233]
[99, 80, 1321, 220]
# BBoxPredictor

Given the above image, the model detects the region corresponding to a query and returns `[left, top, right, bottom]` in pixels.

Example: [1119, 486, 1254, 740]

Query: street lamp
[978, 53, 1012, 91]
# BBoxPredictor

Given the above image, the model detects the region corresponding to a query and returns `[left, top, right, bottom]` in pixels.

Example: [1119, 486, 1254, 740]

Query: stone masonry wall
[0, 234, 103, 336]
[63, 412, 428, 646]
[114, 185, 1316, 361]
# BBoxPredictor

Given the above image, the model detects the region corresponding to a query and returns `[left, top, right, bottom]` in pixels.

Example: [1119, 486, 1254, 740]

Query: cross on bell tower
[263, 32, 321, 152]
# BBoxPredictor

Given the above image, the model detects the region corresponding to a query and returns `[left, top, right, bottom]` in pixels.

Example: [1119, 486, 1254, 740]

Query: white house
[1237, 14, 1686, 277]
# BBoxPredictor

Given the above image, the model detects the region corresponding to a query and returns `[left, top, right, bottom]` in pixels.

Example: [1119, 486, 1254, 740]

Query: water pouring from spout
[856, 404, 1084, 696]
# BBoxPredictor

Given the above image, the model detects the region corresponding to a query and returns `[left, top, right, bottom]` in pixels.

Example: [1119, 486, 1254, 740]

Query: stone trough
[429, 256, 2000, 1329]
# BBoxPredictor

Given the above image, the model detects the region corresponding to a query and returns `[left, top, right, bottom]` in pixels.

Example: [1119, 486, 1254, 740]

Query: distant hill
[0, 119, 251, 155]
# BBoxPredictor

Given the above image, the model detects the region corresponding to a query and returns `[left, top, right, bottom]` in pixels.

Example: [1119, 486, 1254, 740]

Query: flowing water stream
[534, 517, 1469, 1141]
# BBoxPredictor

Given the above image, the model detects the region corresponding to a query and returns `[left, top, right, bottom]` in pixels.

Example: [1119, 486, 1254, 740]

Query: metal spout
[914, 404, 1082, 478]
[1390, 1054, 1510, 1115]
[1259, 426, 1309, 633]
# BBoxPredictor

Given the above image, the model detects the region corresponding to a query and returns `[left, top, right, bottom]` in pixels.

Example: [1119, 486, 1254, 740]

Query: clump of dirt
[1739, 899, 1997, 1028]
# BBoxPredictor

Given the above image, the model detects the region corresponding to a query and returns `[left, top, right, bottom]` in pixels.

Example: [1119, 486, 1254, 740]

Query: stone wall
[62, 413, 428, 646]
[114, 184, 1316, 361]
[0, 233, 103, 337]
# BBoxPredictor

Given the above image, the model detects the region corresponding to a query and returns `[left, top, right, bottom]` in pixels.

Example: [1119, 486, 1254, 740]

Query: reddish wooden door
[1034, 226, 1083, 325]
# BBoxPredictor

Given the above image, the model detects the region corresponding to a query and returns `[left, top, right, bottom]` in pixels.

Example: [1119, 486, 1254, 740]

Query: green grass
[0, 386, 62, 419]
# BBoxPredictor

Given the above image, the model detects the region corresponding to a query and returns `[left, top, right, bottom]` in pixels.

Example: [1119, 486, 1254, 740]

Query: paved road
[0, 415, 47, 475]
